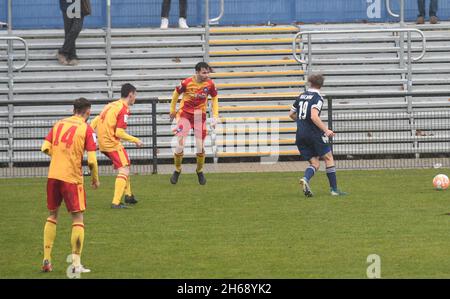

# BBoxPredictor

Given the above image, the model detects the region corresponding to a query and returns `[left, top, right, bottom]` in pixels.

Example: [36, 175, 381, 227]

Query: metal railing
[292, 28, 426, 80]
[204, 0, 226, 63]
[209, 0, 225, 25]
[105, 0, 113, 100]
[386, 0, 405, 25]
[6, 0, 226, 70]
[203, 0, 225, 162]
[292, 28, 428, 161]
[101, 0, 225, 94]
[1, 36, 29, 72]
[323, 90, 450, 169]
[0, 97, 159, 176]
[7, 0, 12, 31]
[2, 35, 30, 169]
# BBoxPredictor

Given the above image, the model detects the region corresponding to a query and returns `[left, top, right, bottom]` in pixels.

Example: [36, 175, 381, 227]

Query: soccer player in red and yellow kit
[90, 83, 143, 209]
[40, 98, 100, 274]
[169, 62, 219, 185]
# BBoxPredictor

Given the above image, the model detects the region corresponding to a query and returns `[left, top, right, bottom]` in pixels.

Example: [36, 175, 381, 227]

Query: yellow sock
[174, 152, 183, 173]
[43, 218, 57, 262]
[112, 173, 128, 205]
[125, 176, 132, 196]
[71, 223, 85, 266]
[196, 152, 205, 173]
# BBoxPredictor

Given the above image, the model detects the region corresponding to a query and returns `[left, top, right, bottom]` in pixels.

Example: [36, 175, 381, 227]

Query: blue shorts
[296, 134, 331, 161]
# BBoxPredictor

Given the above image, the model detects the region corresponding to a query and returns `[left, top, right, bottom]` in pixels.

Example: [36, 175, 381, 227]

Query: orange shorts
[47, 179, 86, 213]
[175, 111, 207, 140]
[102, 146, 130, 169]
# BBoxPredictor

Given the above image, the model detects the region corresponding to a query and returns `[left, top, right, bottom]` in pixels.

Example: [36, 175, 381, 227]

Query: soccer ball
[433, 174, 449, 190]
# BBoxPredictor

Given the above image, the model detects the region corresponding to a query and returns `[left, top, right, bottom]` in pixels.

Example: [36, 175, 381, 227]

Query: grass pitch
[1, 169, 449, 278]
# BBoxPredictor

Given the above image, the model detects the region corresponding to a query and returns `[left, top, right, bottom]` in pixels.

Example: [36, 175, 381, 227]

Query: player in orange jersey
[40, 97, 99, 275]
[90, 83, 143, 209]
[169, 62, 219, 185]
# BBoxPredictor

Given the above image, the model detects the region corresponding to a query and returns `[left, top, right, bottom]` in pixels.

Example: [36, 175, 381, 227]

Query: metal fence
[0, 98, 158, 178]
[324, 92, 450, 170]
[1, 92, 449, 178]
[331, 110, 450, 170]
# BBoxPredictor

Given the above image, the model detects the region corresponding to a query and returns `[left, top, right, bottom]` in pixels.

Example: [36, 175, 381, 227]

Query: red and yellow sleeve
[209, 81, 219, 118]
[115, 128, 140, 144]
[85, 125, 97, 151]
[87, 151, 99, 184]
[170, 89, 181, 115]
[175, 79, 188, 94]
[211, 96, 219, 119]
[90, 115, 100, 130]
[85, 125, 99, 184]
[171, 79, 189, 114]
[116, 106, 129, 129]
[41, 127, 54, 156]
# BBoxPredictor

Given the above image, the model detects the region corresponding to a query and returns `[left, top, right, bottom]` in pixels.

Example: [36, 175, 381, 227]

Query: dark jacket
[59, 0, 91, 17]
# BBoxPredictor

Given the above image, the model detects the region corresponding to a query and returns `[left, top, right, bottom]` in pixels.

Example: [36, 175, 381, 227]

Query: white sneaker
[178, 18, 189, 29]
[160, 18, 169, 30]
[299, 178, 313, 197]
[72, 264, 91, 274]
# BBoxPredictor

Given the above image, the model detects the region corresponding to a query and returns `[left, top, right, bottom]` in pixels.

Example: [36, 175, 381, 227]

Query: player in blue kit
[289, 74, 347, 197]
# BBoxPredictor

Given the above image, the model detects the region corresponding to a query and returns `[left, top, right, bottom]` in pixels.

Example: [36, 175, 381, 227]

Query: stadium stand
[0, 21, 449, 169]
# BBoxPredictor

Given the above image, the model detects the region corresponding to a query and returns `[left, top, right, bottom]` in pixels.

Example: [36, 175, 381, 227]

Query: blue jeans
[417, 0, 438, 17]
[161, 0, 187, 18]
[59, 12, 84, 60]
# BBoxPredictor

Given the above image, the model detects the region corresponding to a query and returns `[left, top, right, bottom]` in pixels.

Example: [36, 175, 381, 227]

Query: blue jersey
[291, 88, 324, 137]
[291, 89, 331, 160]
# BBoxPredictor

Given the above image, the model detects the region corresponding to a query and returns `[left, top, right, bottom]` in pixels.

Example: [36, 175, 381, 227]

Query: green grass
[1, 169, 450, 278]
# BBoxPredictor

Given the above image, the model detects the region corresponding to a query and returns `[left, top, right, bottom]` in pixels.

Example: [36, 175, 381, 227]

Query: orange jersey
[45, 115, 97, 185]
[95, 99, 130, 152]
[176, 76, 218, 114]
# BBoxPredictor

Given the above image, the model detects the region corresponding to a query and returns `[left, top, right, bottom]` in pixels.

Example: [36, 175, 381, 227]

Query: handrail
[386, 0, 405, 22]
[204, 0, 211, 62]
[0, 36, 29, 71]
[7, 0, 12, 33]
[292, 28, 427, 64]
[209, 0, 225, 25]
[205, 0, 225, 161]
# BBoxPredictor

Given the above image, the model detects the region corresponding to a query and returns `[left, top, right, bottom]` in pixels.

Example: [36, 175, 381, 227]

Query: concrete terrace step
[0, 28, 207, 38]
[1, 23, 450, 164]
[0, 38, 205, 49]
[6, 64, 450, 83]
[11, 77, 450, 94]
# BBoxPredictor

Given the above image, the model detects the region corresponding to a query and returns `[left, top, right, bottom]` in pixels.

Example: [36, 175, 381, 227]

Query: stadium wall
[1, 0, 449, 29]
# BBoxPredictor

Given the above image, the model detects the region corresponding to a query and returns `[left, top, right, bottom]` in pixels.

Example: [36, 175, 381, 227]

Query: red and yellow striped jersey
[95, 99, 130, 152]
[176, 76, 218, 114]
[45, 115, 97, 184]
